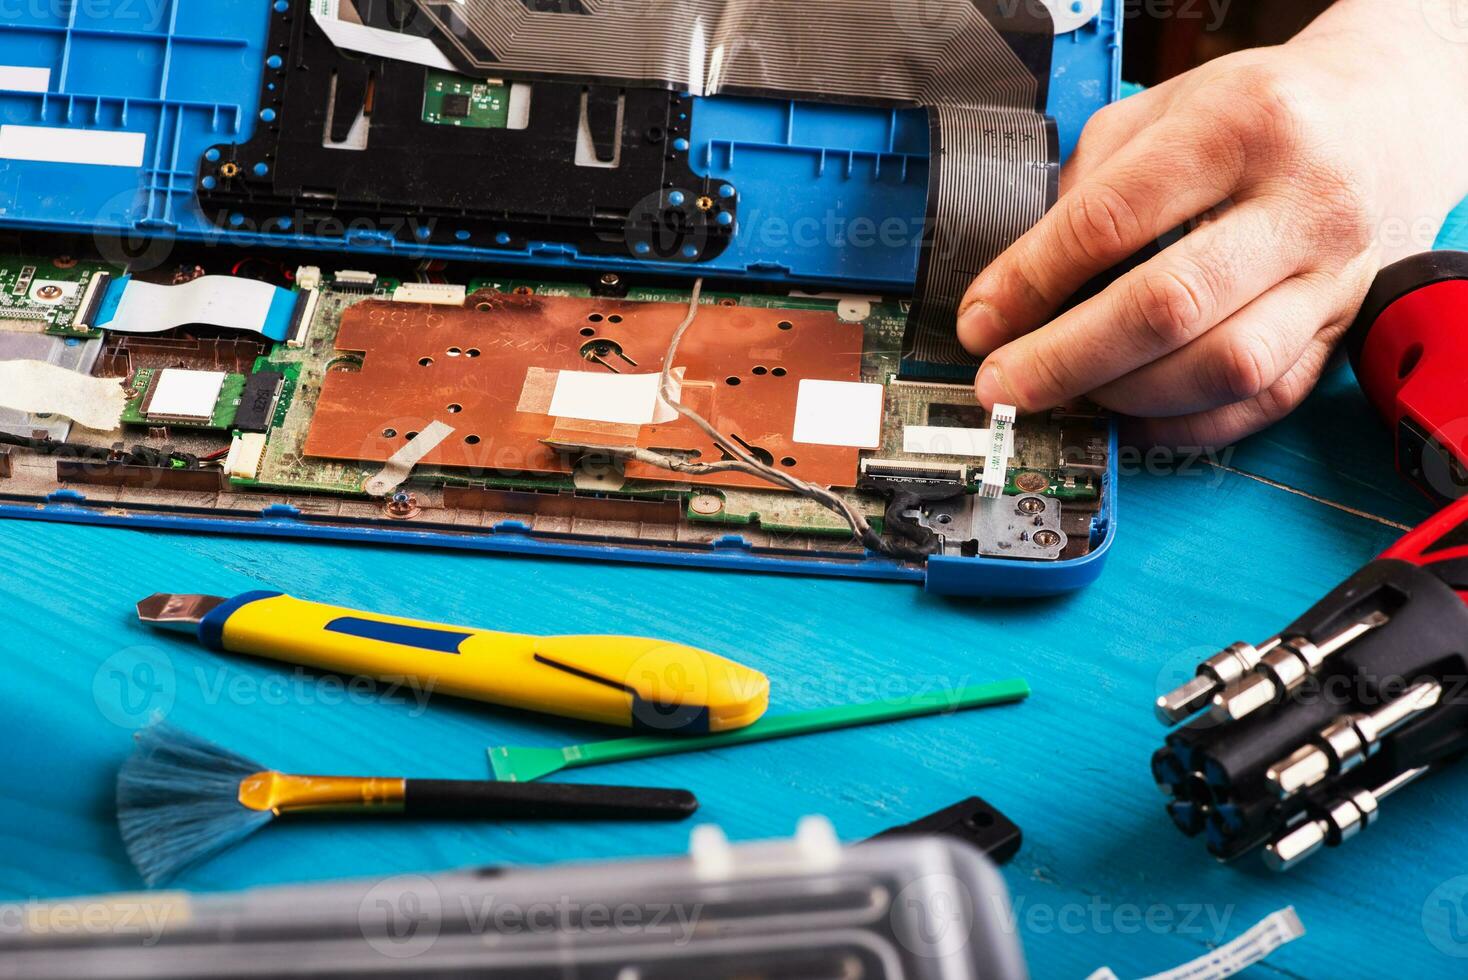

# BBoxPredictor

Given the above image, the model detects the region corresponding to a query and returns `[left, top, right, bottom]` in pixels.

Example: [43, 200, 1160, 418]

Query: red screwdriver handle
[1349, 251, 1468, 506]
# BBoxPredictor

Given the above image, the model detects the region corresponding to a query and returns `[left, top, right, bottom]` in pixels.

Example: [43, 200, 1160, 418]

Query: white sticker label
[903, 425, 994, 458]
[0, 124, 145, 168]
[0, 66, 50, 93]
[792, 379, 884, 449]
[548, 371, 678, 427]
[980, 403, 1016, 499]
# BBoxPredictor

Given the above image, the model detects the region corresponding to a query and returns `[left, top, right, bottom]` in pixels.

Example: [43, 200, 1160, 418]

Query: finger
[1059, 95, 1164, 195]
[1089, 272, 1337, 417]
[957, 107, 1250, 356]
[974, 201, 1304, 413]
[1130, 338, 1336, 450]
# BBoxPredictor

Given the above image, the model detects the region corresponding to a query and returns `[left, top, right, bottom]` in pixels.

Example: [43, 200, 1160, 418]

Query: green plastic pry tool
[488, 677, 1030, 782]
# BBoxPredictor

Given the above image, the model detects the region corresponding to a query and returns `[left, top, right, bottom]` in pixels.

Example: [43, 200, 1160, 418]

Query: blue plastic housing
[0, 0, 1120, 291]
[0, 0, 1123, 596]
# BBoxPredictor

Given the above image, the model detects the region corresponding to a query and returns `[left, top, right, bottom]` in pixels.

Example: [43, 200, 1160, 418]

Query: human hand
[957, 0, 1468, 447]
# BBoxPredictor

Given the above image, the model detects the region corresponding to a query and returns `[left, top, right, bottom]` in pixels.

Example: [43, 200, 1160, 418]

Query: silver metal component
[1156, 638, 1281, 726]
[136, 593, 228, 631]
[1266, 745, 1333, 800]
[1264, 681, 1442, 799]
[1210, 672, 1278, 723]
[1210, 613, 1389, 724]
[1263, 818, 1328, 872]
[911, 494, 1067, 560]
[1264, 766, 1428, 871]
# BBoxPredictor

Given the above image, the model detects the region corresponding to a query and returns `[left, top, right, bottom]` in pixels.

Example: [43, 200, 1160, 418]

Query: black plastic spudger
[867, 796, 1023, 864]
[404, 780, 698, 821]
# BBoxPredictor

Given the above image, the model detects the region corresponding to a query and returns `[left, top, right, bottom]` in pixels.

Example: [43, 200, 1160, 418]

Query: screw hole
[476, 302, 492, 312]
[447, 347, 462, 356]
[608, 314, 623, 324]
[382, 427, 397, 438]
[580, 327, 596, 336]
[725, 376, 741, 386]
[771, 367, 787, 377]
[466, 348, 481, 358]
[752, 365, 768, 376]
[465, 434, 481, 445]
[588, 313, 604, 323]
[418, 356, 433, 367]
[777, 319, 793, 330]
[405, 431, 419, 440]
[780, 456, 796, 467]
[446, 403, 462, 414]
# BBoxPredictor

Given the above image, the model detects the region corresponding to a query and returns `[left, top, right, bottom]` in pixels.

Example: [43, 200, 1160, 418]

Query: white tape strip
[792, 379, 884, 449]
[0, 66, 50, 93]
[548, 371, 678, 426]
[1086, 906, 1305, 980]
[903, 425, 994, 458]
[0, 124, 145, 168]
[979, 403, 1016, 499]
[0, 360, 125, 431]
[364, 421, 455, 497]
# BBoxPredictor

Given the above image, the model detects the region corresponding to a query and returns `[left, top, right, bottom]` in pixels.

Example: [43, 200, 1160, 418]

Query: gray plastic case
[0, 822, 1028, 979]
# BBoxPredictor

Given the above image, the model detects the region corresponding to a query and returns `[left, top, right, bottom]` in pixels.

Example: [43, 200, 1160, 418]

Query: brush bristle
[117, 723, 275, 886]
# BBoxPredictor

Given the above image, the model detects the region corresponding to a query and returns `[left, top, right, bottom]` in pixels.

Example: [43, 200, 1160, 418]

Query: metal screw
[1016, 496, 1045, 515]
[36, 284, 63, 300]
[385, 492, 420, 520]
[599, 272, 622, 287]
[1033, 529, 1062, 548]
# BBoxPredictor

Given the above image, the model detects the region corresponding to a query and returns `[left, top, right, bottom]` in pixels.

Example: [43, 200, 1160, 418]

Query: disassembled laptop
[0, 253, 1108, 568]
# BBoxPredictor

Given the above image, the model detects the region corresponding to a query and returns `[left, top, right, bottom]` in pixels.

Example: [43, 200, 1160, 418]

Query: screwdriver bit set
[1151, 514, 1468, 869]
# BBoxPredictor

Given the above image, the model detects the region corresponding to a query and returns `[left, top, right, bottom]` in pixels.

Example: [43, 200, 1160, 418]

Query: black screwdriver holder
[869, 796, 1023, 865]
[1154, 558, 1468, 861]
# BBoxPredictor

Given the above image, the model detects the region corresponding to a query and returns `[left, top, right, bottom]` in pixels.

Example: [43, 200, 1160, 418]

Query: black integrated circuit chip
[441, 93, 473, 119]
[233, 370, 284, 433]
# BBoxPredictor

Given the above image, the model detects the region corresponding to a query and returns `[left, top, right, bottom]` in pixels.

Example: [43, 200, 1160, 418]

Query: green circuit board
[422, 70, 510, 129]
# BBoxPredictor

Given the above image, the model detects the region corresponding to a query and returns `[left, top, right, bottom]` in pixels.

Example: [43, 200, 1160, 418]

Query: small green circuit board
[122, 369, 249, 430]
[0, 257, 110, 338]
[422, 70, 509, 128]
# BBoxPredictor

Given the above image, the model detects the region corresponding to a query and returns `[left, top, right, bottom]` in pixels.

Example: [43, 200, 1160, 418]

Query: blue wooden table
[7, 223, 1468, 976]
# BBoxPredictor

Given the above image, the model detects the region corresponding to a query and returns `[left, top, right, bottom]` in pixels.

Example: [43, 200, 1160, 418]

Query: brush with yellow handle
[137, 592, 770, 734]
[117, 722, 698, 886]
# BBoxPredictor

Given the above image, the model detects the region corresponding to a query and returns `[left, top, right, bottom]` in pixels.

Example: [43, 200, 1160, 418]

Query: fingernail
[974, 362, 1013, 409]
[957, 299, 1008, 355]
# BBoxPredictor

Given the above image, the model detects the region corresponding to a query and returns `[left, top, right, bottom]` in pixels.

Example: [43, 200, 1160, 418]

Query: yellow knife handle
[196, 592, 768, 732]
